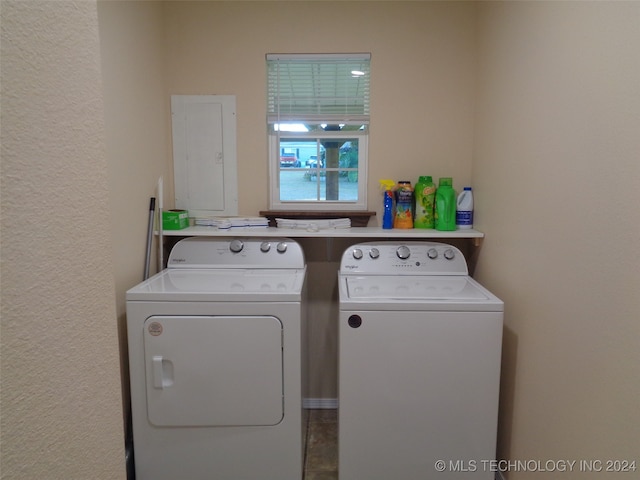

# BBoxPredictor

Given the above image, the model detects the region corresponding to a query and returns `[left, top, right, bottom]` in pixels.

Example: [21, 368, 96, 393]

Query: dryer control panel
[168, 237, 305, 269]
[340, 242, 468, 276]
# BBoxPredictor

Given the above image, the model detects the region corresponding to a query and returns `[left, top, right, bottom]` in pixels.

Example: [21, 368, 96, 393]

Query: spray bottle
[379, 179, 396, 229]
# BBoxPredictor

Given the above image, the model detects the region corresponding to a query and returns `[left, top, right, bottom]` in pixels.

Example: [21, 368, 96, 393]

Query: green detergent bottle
[435, 177, 456, 231]
[414, 176, 436, 228]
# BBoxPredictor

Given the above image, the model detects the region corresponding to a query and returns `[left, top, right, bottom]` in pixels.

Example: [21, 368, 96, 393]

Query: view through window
[278, 135, 360, 201]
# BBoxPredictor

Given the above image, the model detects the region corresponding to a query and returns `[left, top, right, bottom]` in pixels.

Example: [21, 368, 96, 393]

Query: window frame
[268, 129, 368, 211]
[266, 53, 370, 212]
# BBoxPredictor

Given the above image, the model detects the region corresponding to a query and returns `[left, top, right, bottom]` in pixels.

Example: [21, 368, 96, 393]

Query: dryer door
[143, 315, 283, 427]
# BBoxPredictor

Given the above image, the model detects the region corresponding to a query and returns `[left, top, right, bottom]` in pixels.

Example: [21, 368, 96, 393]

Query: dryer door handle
[152, 355, 174, 389]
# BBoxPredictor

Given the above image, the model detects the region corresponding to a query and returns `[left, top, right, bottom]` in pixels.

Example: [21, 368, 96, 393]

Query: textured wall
[0, 1, 126, 478]
[474, 2, 640, 478]
[96, 1, 169, 461]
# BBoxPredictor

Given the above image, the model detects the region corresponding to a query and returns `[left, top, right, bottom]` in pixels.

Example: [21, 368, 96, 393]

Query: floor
[303, 410, 502, 480]
[303, 409, 338, 480]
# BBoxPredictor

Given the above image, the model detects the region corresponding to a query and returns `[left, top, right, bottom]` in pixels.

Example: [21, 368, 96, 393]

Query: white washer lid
[338, 274, 503, 312]
[127, 267, 306, 302]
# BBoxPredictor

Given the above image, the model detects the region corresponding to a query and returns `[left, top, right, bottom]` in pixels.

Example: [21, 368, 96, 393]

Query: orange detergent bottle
[393, 181, 414, 229]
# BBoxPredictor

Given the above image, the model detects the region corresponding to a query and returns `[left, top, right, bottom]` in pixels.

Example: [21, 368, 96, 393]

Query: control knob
[352, 248, 363, 260]
[229, 239, 244, 253]
[276, 242, 288, 253]
[427, 248, 438, 259]
[396, 245, 411, 260]
[260, 241, 271, 253]
[444, 248, 455, 260]
[369, 248, 380, 259]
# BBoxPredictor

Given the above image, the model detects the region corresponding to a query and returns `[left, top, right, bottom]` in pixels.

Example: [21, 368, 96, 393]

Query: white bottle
[456, 187, 474, 229]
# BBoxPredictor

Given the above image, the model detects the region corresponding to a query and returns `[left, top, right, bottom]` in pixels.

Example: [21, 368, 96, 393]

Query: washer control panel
[168, 237, 305, 269]
[340, 242, 468, 275]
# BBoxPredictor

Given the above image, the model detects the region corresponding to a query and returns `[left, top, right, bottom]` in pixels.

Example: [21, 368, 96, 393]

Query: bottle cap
[418, 176, 433, 183]
[439, 177, 452, 187]
[464, 186, 472, 190]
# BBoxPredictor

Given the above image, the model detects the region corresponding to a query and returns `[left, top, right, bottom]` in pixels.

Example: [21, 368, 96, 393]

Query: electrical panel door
[171, 95, 238, 216]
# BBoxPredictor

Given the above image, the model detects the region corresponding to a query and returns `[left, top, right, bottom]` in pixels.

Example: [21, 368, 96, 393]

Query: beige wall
[163, 0, 478, 400]
[2, 1, 638, 479]
[97, 0, 169, 444]
[98, 1, 169, 310]
[164, 1, 477, 219]
[474, 2, 640, 477]
[0, 1, 126, 478]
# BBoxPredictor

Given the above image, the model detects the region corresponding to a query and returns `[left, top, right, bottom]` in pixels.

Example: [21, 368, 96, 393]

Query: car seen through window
[280, 154, 300, 168]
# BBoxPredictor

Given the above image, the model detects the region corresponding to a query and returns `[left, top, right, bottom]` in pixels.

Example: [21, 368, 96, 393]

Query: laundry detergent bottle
[435, 177, 456, 231]
[414, 176, 436, 229]
[456, 186, 474, 229]
[394, 181, 414, 229]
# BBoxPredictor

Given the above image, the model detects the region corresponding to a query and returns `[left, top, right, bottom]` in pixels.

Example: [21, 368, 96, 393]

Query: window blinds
[267, 53, 371, 125]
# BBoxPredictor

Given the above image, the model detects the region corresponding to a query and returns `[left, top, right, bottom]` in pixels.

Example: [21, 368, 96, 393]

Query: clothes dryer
[126, 237, 307, 480]
[338, 242, 503, 480]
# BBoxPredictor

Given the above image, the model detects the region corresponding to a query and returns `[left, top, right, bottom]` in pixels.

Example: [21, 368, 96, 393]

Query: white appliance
[338, 242, 503, 480]
[126, 237, 307, 480]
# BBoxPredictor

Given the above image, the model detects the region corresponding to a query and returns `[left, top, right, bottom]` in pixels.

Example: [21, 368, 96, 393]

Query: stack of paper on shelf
[194, 217, 231, 228]
[194, 217, 269, 229]
[275, 218, 351, 229]
[229, 217, 270, 228]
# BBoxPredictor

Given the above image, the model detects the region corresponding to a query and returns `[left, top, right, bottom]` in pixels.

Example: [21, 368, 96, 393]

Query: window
[267, 53, 370, 211]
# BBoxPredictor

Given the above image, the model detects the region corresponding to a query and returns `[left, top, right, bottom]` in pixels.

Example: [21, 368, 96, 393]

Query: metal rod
[158, 177, 163, 271]
[144, 197, 156, 280]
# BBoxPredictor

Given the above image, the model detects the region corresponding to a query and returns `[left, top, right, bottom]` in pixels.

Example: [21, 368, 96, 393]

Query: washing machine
[338, 242, 503, 480]
[126, 237, 307, 480]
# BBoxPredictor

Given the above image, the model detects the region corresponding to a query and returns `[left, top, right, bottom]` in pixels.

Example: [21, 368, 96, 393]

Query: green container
[435, 178, 456, 231]
[162, 209, 189, 230]
[414, 175, 436, 229]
